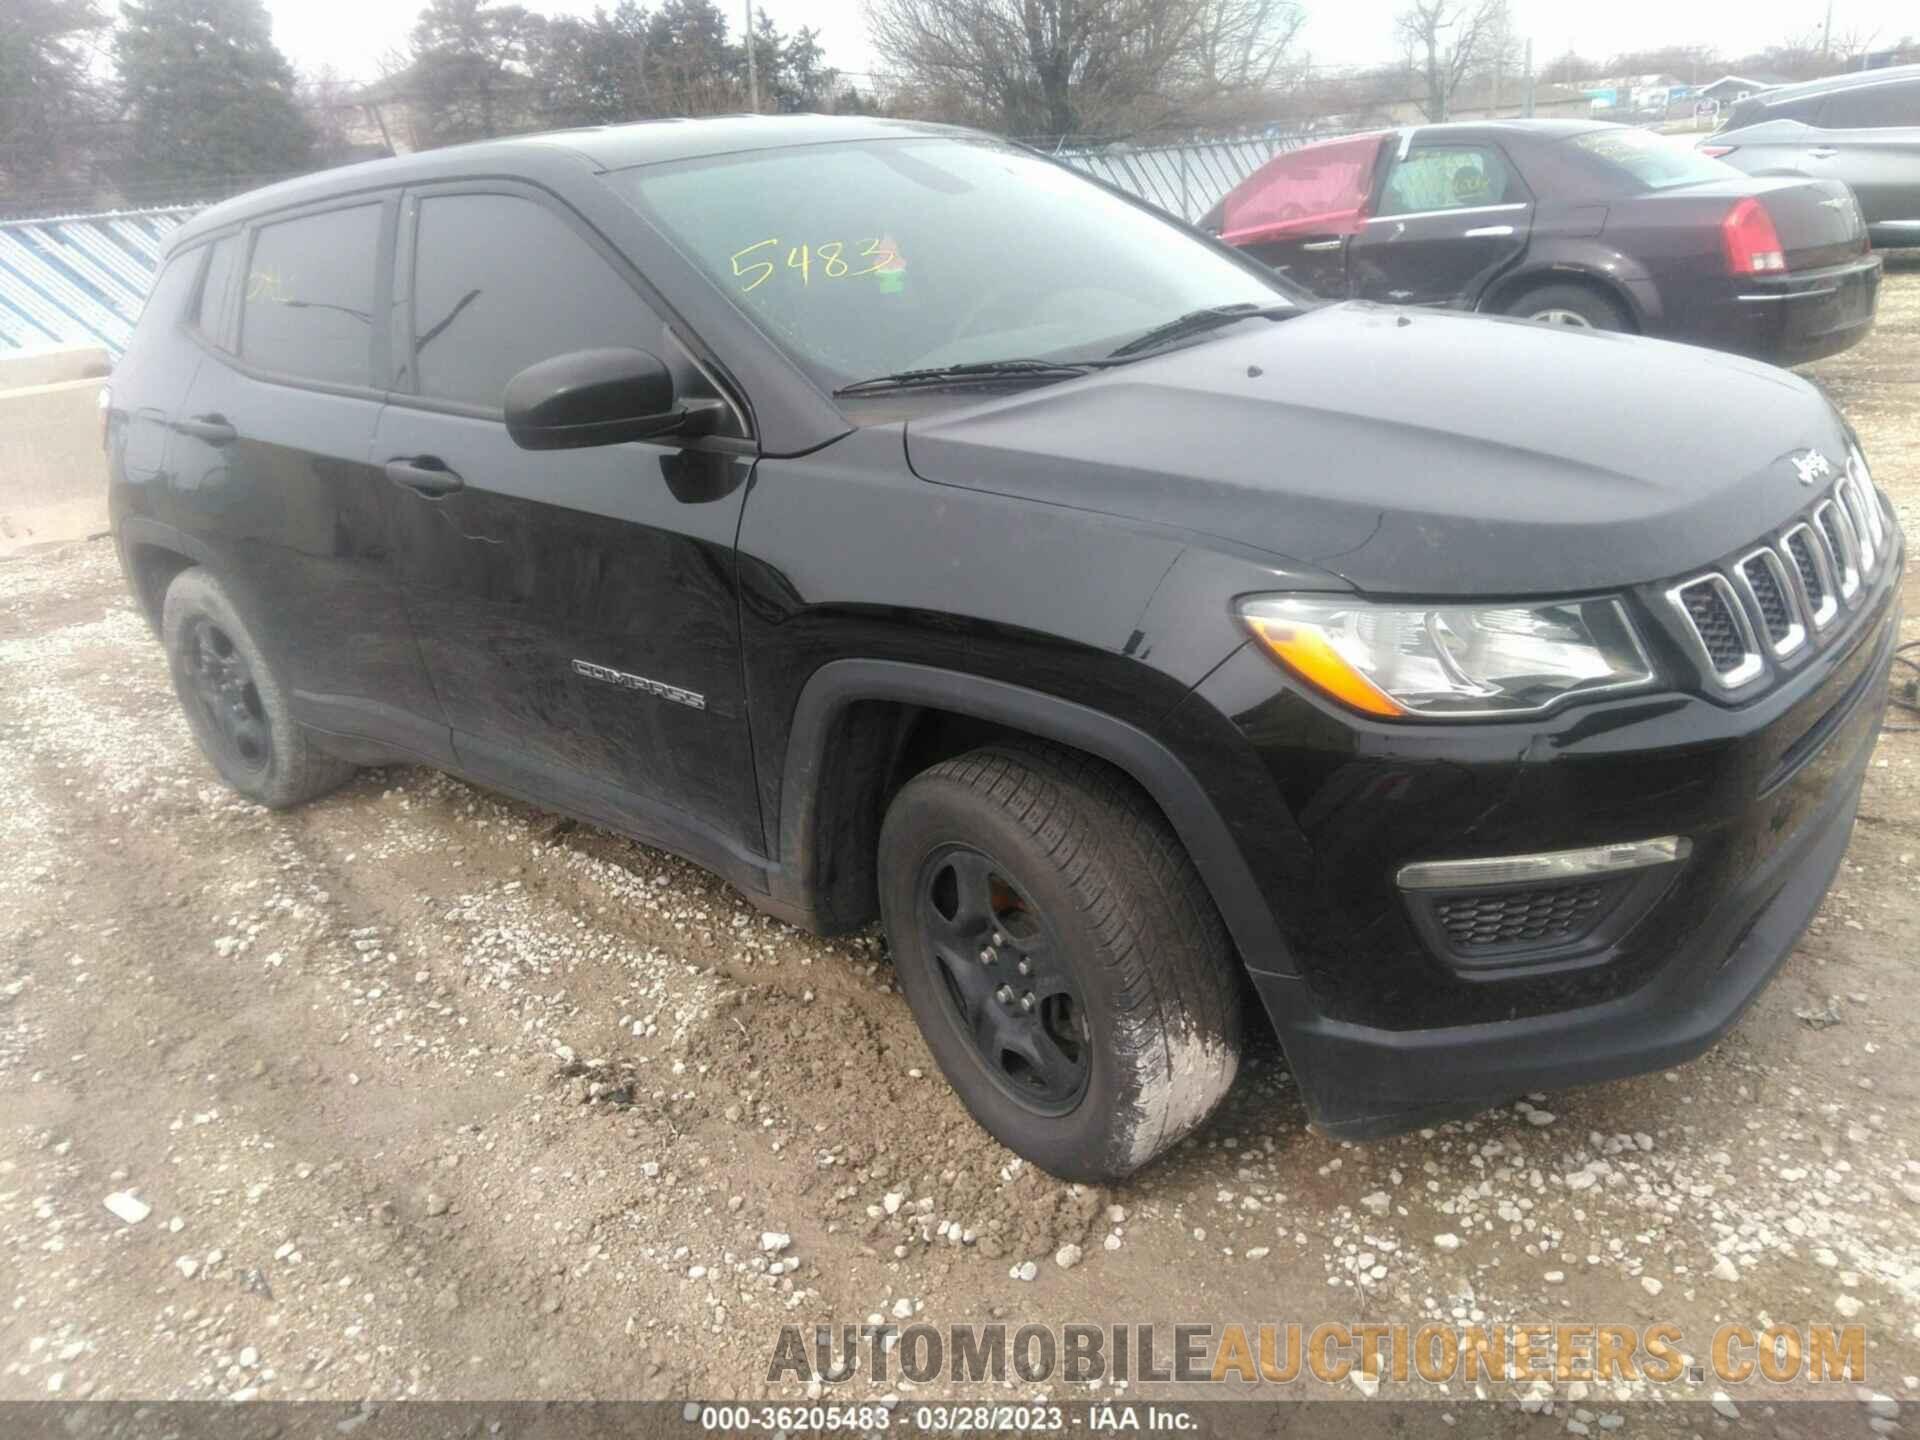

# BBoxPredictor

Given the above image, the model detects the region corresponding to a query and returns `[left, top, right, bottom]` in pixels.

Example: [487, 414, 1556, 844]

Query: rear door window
[240, 204, 382, 387]
[193, 234, 241, 350]
[405, 192, 667, 411]
[1377, 146, 1521, 216]
[1820, 79, 1920, 129]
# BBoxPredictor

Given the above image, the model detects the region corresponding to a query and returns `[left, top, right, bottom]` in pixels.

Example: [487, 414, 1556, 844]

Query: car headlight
[1239, 595, 1655, 719]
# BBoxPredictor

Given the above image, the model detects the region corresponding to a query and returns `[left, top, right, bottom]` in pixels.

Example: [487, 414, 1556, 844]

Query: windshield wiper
[1106, 302, 1293, 359]
[835, 358, 1106, 397]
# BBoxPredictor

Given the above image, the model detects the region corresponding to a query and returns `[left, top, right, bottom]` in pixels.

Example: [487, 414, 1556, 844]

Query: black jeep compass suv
[108, 116, 1904, 1182]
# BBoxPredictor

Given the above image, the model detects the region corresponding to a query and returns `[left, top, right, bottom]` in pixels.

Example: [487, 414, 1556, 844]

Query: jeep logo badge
[1791, 451, 1834, 486]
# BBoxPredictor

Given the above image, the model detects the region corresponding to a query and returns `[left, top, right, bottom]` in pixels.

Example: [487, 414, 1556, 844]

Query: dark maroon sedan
[1201, 120, 1881, 364]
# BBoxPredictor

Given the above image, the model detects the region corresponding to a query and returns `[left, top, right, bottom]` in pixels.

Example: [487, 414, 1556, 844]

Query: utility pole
[745, 0, 760, 111]
[1822, 0, 1834, 58]
[1524, 38, 1535, 117]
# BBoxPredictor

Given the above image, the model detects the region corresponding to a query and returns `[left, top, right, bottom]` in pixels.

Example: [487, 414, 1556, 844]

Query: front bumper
[1175, 525, 1902, 1139]
[1253, 700, 1868, 1138]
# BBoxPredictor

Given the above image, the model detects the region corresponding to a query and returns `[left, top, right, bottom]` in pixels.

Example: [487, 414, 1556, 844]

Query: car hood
[903, 303, 1852, 596]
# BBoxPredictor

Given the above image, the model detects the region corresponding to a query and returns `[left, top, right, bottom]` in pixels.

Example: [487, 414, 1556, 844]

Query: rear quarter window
[132, 249, 201, 338]
[240, 204, 383, 387]
[1821, 79, 1920, 129]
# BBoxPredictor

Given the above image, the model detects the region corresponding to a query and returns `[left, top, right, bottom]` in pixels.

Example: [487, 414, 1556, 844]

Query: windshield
[1568, 127, 1743, 191]
[609, 137, 1294, 392]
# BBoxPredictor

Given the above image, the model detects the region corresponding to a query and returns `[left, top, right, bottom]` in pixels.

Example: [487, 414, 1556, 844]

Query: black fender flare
[114, 517, 224, 628]
[117, 516, 221, 568]
[772, 658, 1293, 973]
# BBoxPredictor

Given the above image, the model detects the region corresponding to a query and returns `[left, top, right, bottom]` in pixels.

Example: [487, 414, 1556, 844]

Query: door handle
[1807, 147, 1838, 159]
[1463, 225, 1516, 238]
[1299, 238, 1345, 252]
[385, 457, 465, 496]
[175, 414, 237, 445]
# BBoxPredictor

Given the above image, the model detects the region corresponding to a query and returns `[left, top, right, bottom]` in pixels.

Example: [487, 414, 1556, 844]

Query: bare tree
[1394, 0, 1508, 122]
[867, 0, 1305, 139]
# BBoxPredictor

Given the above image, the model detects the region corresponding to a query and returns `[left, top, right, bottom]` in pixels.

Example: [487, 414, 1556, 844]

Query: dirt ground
[3, 262, 1919, 1432]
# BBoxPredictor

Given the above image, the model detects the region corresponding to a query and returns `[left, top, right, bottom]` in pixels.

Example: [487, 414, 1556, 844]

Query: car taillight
[1698, 144, 1736, 158]
[98, 385, 111, 450]
[1722, 197, 1786, 275]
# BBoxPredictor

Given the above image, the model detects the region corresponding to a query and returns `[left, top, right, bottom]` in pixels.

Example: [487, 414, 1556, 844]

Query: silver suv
[1703, 65, 1920, 248]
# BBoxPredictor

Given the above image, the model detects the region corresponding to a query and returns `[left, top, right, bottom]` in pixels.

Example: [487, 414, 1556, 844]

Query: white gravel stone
[1837, 1294, 1864, 1318]
[1862, 1391, 1898, 1420]
[1361, 1191, 1391, 1215]
[1711, 1393, 1739, 1421]
[1010, 1261, 1039, 1282]
[883, 1192, 905, 1216]
[759, 1232, 791, 1254]
[1433, 1233, 1462, 1251]
[891, 1298, 914, 1319]
[1640, 1277, 1663, 1296]
[1712, 1257, 1740, 1283]
[103, 1192, 151, 1225]
[1055, 1243, 1083, 1270]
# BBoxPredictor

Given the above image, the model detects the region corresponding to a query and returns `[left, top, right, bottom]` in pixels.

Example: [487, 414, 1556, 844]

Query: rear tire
[1502, 282, 1630, 332]
[878, 743, 1242, 1182]
[161, 568, 356, 808]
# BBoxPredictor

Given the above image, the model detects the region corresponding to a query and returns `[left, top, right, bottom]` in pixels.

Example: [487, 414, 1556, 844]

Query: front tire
[161, 568, 356, 808]
[878, 744, 1242, 1182]
[1502, 282, 1630, 332]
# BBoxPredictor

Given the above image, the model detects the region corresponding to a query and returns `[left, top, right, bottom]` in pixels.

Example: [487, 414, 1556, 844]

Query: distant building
[1583, 73, 1695, 118]
[1695, 73, 1790, 105]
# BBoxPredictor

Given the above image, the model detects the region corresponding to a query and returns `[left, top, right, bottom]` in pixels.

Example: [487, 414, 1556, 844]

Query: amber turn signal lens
[1245, 615, 1407, 718]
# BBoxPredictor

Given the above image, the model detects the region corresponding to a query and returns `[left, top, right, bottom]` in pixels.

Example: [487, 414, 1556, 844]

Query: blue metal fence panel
[0, 208, 197, 357]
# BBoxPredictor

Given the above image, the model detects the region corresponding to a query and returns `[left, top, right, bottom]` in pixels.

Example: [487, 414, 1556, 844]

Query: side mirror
[504, 347, 684, 451]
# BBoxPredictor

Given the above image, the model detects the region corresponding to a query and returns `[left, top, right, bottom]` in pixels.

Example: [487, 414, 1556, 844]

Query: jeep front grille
[1665, 473, 1887, 694]
[1669, 574, 1763, 687]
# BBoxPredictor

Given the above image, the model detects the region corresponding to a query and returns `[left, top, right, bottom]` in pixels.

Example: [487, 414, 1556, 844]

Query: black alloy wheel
[878, 743, 1243, 1182]
[917, 844, 1091, 1114]
[181, 615, 273, 774]
[161, 567, 356, 808]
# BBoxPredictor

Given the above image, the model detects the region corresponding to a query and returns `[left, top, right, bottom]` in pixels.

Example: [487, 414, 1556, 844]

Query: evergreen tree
[0, 0, 104, 194]
[113, 0, 313, 190]
[410, 0, 534, 146]
[529, 2, 652, 128]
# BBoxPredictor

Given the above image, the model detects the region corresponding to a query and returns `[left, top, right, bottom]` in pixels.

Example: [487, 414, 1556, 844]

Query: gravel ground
[3, 261, 1919, 1431]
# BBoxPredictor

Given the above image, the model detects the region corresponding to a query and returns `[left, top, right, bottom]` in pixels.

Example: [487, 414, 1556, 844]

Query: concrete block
[0, 377, 110, 556]
[0, 343, 113, 390]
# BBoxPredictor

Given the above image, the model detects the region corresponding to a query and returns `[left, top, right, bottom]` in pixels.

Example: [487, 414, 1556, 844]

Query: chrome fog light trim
[1397, 836, 1693, 891]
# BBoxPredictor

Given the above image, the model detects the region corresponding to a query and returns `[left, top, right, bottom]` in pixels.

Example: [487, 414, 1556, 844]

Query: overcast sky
[265, 0, 1916, 87]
